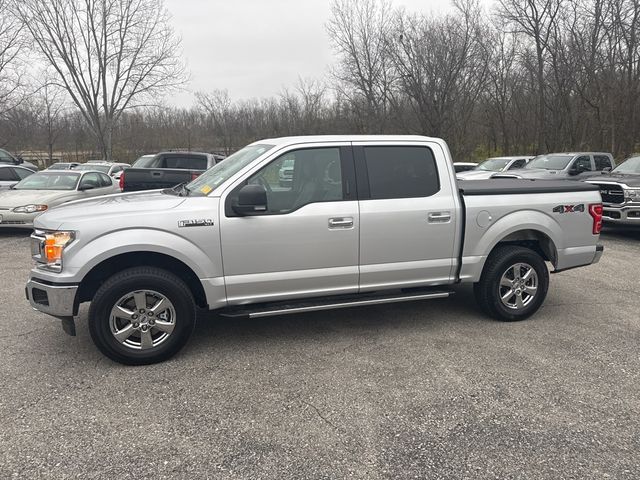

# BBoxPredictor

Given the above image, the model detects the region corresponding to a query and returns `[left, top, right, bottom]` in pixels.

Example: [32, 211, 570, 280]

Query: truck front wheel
[474, 245, 549, 322]
[88, 267, 196, 365]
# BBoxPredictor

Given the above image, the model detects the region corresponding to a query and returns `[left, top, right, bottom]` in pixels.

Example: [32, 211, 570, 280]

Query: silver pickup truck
[25, 136, 604, 365]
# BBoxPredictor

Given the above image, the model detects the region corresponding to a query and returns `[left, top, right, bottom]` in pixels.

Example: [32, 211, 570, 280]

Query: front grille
[0, 220, 26, 225]
[593, 184, 625, 204]
[603, 210, 621, 219]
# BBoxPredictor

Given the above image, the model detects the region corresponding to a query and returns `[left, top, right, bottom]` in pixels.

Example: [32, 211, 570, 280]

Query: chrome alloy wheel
[498, 263, 538, 310]
[109, 290, 176, 350]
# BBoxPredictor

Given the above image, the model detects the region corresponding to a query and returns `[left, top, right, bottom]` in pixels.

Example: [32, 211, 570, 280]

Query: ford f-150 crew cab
[25, 136, 604, 365]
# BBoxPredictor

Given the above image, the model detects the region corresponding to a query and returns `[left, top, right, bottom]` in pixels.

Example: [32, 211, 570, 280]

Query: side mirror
[232, 184, 268, 215]
[14, 156, 23, 165]
[603, 166, 612, 173]
[79, 183, 95, 191]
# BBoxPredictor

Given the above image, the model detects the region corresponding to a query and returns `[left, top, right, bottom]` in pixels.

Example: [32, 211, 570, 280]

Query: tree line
[1, 0, 640, 164]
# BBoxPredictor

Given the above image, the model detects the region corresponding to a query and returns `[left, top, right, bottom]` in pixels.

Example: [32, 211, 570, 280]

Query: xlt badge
[178, 219, 214, 227]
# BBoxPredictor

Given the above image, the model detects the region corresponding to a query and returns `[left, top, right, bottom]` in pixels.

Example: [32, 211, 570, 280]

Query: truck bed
[459, 178, 599, 196]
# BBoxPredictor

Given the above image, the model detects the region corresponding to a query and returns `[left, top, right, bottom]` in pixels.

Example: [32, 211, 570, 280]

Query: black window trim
[224, 145, 358, 217]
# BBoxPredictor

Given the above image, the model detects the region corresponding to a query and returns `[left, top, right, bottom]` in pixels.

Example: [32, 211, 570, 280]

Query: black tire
[474, 245, 549, 322]
[88, 267, 196, 365]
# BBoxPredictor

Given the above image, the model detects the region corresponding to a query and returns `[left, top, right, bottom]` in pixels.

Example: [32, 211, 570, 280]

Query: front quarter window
[187, 144, 274, 196]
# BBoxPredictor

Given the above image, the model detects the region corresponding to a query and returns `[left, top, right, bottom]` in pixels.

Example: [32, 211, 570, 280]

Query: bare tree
[498, 0, 563, 153]
[327, 0, 395, 132]
[387, 0, 489, 158]
[35, 72, 68, 164]
[196, 89, 236, 154]
[0, 0, 26, 117]
[14, 0, 187, 160]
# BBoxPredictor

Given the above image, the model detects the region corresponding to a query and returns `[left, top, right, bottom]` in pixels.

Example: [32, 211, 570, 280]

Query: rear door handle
[428, 212, 451, 223]
[328, 217, 354, 228]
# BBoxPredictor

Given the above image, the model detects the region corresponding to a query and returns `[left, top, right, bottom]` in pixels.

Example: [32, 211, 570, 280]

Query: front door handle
[428, 212, 451, 223]
[328, 217, 353, 228]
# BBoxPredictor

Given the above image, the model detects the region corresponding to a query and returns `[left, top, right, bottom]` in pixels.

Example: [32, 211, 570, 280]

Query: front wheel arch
[77, 251, 207, 308]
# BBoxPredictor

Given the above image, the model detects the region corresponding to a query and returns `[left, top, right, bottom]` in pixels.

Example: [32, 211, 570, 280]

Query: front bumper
[25, 277, 79, 319]
[602, 203, 640, 225]
[0, 210, 37, 228]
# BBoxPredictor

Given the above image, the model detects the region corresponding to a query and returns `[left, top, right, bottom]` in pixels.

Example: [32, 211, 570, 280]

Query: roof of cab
[254, 135, 445, 146]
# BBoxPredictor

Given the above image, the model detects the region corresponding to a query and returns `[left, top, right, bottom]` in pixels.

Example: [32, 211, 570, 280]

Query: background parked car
[498, 152, 615, 180]
[456, 156, 533, 180]
[46, 162, 80, 170]
[0, 170, 119, 229]
[73, 161, 130, 178]
[0, 148, 39, 171]
[453, 162, 477, 173]
[121, 151, 224, 192]
[586, 155, 640, 226]
[0, 165, 36, 190]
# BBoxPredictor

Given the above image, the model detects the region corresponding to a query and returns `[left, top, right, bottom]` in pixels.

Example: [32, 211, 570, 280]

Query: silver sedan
[0, 170, 119, 229]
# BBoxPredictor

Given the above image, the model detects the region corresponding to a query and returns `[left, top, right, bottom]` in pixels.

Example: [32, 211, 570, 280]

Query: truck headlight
[33, 230, 75, 272]
[624, 189, 640, 199]
[13, 204, 48, 213]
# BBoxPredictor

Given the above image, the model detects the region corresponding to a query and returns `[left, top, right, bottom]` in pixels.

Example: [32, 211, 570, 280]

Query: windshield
[133, 155, 157, 167]
[476, 158, 511, 171]
[186, 144, 275, 195]
[74, 164, 110, 173]
[14, 172, 80, 190]
[612, 157, 640, 174]
[526, 155, 574, 170]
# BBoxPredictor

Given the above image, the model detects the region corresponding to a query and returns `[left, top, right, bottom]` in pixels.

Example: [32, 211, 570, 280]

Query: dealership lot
[0, 229, 638, 479]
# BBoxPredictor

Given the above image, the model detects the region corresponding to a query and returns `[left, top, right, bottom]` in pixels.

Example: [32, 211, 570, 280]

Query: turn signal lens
[43, 231, 75, 265]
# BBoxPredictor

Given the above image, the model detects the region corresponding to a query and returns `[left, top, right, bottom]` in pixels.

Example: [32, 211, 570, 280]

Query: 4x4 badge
[553, 204, 584, 214]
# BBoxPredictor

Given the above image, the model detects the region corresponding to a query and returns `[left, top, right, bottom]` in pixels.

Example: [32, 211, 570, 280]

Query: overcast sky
[164, 0, 492, 106]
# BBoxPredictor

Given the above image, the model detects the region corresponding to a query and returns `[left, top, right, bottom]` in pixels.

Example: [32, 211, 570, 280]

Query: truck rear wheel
[88, 267, 196, 365]
[474, 245, 549, 322]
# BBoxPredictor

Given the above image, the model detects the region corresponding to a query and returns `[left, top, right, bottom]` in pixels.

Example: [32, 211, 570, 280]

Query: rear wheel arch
[491, 229, 558, 267]
[77, 251, 207, 308]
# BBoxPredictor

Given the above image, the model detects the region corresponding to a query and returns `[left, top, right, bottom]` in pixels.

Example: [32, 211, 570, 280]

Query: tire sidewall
[89, 270, 195, 364]
[483, 248, 549, 321]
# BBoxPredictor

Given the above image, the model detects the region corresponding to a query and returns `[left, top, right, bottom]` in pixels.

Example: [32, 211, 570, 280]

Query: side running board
[219, 288, 453, 319]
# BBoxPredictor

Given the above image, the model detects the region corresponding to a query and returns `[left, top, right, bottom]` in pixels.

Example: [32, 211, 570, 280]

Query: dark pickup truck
[121, 151, 225, 192]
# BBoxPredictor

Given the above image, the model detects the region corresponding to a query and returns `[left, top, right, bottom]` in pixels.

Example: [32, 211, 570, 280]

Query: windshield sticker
[200, 185, 212, 194]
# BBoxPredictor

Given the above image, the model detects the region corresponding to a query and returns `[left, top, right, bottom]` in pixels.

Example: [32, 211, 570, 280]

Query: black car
[0, 148, 39, 171]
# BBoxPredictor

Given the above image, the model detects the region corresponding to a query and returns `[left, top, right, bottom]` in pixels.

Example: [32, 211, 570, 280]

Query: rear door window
[362, 146, 439, 199]
[594, 155, 612, 170]
[98, 173, 112, 187]
[13, 168, 32, 179]
[509, 159, 527, 169]
[0, 168, 16, 181]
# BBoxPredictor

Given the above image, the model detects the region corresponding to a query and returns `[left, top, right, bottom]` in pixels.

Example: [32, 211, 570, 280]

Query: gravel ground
[0, 227, 638, 479]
